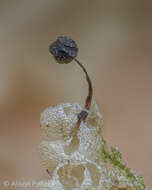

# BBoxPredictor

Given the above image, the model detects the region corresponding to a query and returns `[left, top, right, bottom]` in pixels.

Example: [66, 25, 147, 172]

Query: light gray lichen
[37, 101, 146, 190]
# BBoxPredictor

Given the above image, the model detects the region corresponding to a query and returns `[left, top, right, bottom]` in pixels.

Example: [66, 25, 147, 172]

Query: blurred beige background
[0, 0, 152, 189]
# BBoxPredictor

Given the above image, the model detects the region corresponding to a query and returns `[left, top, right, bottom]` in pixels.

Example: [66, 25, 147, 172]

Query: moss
[101, 138, 145, 190]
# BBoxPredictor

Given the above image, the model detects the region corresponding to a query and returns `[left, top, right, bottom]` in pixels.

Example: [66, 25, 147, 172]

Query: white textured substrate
[37, 102, 144, 190]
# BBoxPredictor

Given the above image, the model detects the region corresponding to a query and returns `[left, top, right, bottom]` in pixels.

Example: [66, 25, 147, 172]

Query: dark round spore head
[49, 36, 78, 64]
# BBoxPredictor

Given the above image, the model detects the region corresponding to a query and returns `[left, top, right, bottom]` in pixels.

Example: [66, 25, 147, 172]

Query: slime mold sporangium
[37, 36, 146, 190]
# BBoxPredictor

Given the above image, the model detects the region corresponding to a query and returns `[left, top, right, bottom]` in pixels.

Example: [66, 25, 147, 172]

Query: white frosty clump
[37, 102, 145, 190]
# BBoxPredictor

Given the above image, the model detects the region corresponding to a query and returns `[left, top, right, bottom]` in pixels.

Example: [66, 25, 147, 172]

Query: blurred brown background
[0, 0, 152, 189]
